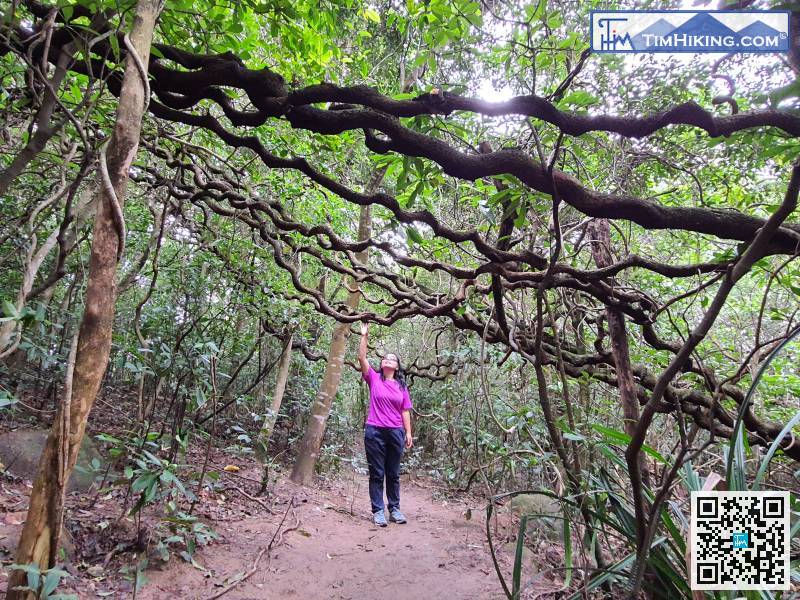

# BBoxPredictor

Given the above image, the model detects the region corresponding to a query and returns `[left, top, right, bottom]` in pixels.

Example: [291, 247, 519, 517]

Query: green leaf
[561, 90, 598, 107]
[131, 472, 157, 493]
[109, 33, 120, 63]
[591, 424, 628, 444]
[145, 478, 159, 502]
[9, 563, 40, 575]
[512, 514, 528, 596]
[405, 180, 424, 209]
[591, 424, 667, 463]
[2, 299, 19, 319]
[752, 411, 800, 491]
[406, 226, 423, 244]
[142, 449, 164, 467]
[42, 568, 65, 596]
[0, 394, 18, 408]
[27, 565, 39, 592]
[681, 461, 701, 492]
[363, 7, 380, 23]
[488, 188, 512, 207]
[95, 433, 122, 445]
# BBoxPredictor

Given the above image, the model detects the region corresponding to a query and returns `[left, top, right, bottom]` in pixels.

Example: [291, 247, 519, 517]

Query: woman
[358, 322, 413, 527]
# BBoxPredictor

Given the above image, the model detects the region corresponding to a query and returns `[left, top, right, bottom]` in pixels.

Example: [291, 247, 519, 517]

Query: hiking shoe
[373, 510, 388, 527]
[388, 508, 407, 524]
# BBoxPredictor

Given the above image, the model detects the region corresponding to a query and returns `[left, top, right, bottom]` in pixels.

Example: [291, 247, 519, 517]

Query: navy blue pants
[364, 425, 405, 514]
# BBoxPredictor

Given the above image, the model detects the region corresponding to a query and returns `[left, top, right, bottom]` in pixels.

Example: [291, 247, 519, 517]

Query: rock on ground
[0, 428, 105, 492]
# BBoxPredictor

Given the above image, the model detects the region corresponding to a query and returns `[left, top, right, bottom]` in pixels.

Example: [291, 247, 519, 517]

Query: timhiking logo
[591, 11, 789, 53]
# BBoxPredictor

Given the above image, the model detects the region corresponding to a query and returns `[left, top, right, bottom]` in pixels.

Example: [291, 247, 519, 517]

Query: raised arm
[358, 322, 370, 376]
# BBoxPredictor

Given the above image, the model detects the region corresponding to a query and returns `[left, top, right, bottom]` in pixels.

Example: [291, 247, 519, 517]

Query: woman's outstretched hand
[358, 322, 370, 374]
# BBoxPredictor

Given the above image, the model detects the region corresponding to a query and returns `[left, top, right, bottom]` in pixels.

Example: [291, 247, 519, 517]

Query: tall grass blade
[727, 326, 800, 490]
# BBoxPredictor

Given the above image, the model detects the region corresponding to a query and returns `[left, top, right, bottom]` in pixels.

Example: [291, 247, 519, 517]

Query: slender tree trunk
[7, 4, 159, 596]
[214, 319, 261, 409]
[256, 333, 293, 493]
[0, 189, 94, 358]
[258, 332, 294, 449]
[589, 219, 650, 487]
[290, 170, 384, 485]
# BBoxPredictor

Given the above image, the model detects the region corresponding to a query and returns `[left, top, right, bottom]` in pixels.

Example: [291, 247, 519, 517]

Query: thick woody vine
[1, 2, 799, 597]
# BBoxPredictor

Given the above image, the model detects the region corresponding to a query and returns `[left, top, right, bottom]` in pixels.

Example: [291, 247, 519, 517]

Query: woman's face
[381, 353, 399, 373]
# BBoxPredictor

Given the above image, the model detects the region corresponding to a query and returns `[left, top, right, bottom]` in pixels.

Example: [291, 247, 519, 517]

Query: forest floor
[0, 400, 568, 599]
[140, 472, 509, 600]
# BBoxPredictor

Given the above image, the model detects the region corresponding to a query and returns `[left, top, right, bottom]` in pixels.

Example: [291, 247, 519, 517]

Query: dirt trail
[2, 423, 537, 598]
[142, 475, 503, 600]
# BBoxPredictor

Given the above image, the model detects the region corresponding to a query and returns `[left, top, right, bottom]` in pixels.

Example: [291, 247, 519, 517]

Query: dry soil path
[142, 476, 503, 600]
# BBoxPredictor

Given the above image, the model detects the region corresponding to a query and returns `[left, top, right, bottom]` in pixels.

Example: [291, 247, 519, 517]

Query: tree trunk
[7, 3, 159, 596]
[258, 332, 294, 450]
[0, 188, 94, 359]
[256, 332, 293, 493]
[290, 170, 384, 485]
[589, 219, 650, 487]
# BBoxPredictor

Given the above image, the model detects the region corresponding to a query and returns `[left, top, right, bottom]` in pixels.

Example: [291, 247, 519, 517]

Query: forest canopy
[0, 0, 798, 598]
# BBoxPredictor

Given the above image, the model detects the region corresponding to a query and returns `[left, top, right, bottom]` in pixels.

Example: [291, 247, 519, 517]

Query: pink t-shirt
[363, 366, 412, 428]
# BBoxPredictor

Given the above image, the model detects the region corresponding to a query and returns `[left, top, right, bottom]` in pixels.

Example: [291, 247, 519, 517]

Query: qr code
[690, 491, 790, 590]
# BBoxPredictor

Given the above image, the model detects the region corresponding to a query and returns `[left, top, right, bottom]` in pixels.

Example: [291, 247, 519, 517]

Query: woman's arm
[358, 322, 370, 376]
[402, 410, 413, 448]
